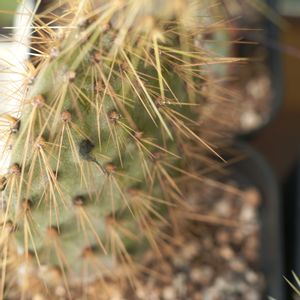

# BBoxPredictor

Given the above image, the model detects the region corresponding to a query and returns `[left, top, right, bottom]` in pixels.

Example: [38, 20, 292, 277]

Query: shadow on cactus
[0, 0, 241, 299]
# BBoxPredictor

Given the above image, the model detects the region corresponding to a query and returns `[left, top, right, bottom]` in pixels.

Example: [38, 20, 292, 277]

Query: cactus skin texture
[0, 0, 237, 299]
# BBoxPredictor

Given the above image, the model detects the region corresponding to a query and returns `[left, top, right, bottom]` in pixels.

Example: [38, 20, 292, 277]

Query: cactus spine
[0, 0, 238, 299]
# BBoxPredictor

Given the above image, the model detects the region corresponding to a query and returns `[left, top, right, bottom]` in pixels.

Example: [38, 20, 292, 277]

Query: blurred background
[251, 0, 300, 292]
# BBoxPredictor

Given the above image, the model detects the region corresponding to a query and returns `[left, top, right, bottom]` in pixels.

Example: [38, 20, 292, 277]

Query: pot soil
[69, 143, 283, 300]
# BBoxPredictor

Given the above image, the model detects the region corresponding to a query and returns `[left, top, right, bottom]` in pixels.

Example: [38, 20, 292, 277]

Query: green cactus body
[0, 0, 236, 298]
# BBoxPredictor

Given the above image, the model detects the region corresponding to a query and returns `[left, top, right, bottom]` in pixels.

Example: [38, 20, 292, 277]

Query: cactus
[285, 272, 300, 299]
[0, 1, 239, 299]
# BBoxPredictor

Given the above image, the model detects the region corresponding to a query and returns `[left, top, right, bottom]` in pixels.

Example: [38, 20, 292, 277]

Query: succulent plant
[0, 0, 238, 299]
[285, 272, 300, 299]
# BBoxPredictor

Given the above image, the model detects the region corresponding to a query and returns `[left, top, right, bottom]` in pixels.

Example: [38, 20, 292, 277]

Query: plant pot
[235, 0, 283, 139]
[224, 141, 285, 299]
[283, 155, 300, 289]
[101, 142, 285, 300]
[199, 0, 283, 142]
